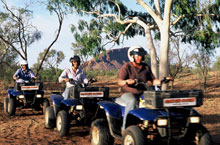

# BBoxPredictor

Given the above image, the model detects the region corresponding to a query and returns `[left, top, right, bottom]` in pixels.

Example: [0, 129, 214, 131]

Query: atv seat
[115, 97, 126, 107]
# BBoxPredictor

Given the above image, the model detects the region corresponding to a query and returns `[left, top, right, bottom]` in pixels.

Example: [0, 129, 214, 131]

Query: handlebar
[133, 76, 173, 91]
[16, 79, 35, 84]
[69, 77, 97, 88]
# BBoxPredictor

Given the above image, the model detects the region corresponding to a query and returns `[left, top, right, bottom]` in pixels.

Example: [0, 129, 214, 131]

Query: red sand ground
[0, 75, 220, 145]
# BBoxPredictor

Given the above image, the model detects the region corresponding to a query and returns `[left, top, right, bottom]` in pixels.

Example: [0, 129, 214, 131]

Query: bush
[37, 68, 63, 82]
[213, 57, 220, 71]
[85, 69, 119, 79]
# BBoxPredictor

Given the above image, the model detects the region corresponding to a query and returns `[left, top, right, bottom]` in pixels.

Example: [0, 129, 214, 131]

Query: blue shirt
[13, 68, 36, 82]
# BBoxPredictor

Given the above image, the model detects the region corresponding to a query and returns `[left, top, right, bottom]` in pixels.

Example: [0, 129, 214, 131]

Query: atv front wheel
[43, 98, 50, 114]
[53, 104, 60, 117]
[8, 98, 16, 116]
[45, 106, 56, 129]
[184, 124, 213, 145]
[90, 119, 114, 145]
[56, 110, 69, 137]
[4, 97, 9, 113]
[122, 125, 145, 145]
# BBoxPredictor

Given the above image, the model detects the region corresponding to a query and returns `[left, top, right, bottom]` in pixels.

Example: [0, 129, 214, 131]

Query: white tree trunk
[136, 18, 159, 78]
[159, 27, 169, 79]
[145, 27, 159, 78]
[159, 0, 172, 90]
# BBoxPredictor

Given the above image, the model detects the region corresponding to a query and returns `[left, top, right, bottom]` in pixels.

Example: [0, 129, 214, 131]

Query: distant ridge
[84, 47, 129, 70]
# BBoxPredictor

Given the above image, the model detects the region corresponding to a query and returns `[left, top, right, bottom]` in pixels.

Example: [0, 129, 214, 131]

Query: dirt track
[1, 78, 220, 145]
[0, 102, 91, 145]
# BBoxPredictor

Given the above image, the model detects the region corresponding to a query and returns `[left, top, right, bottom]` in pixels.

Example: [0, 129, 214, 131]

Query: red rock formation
[84, 47, 129, 70]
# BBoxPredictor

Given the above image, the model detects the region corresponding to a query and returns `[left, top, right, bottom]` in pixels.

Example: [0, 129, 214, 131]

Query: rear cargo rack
[142, 90, 203, 108]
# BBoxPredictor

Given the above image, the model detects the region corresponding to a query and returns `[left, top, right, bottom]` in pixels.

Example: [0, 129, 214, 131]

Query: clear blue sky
[1, 0, 220, 69]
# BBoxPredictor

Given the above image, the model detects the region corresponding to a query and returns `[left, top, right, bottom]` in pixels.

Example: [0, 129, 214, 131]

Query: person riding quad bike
[118, 45, 161, 135]
[13, 59, 36, 82]
[4, 60, 49, 116]
[59, 55, 88, 99]
[45, 56, 109, 137]
[89, 46, 213, 145]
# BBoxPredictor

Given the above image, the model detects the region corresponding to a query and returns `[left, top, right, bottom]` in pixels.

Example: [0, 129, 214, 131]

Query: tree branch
[0, 35, 25, 60]
[35, 4, 64, 77]
[136, 0, 162, 26]
[102, 23, 133, 47]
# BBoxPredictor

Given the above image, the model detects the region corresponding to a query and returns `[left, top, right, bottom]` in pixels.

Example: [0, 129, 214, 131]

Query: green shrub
[85, 69, 119, 79]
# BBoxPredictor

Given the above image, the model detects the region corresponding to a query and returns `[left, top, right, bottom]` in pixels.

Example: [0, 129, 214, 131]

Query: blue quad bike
[44, 79, 111, 137]
[90, 78, 213, 145]
[4, 79, 49, 116]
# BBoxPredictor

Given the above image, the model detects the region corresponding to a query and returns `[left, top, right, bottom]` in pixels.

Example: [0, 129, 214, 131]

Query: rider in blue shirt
[13, 60, 36, 83]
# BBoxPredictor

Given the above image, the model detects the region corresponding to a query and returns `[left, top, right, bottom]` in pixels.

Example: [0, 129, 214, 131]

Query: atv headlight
[76, 105, 83, 110]
[18, 95, 24, 99]
[143, 120, 149, 128]
[189, 116, 200, 123]
[36, 94, 42, 98]
[157, 118, 168, 126]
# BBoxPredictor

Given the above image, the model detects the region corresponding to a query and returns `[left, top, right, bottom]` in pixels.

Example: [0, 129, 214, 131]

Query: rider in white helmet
[118, 45, 161, 135]
[13, 59, 36, 82]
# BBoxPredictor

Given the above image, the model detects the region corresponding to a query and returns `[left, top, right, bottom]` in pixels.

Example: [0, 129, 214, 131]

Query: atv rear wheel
[56, 110, 69, 137]
[4, 97, 9, 113]
[122, 125, 145, 145]
[8, 98, 16, 116]
[90, 119, 114, 145]
[45, 106, 56, 129]
[43, 98, 50, 114]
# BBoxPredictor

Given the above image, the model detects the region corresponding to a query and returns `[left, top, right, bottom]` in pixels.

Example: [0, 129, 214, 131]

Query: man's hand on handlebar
[152, 79, 161, 86]
[126, 79, 136, 85]
[62, 78, 70, 82]
[13, 76, 18, 80]
[161, 76, 174, 84]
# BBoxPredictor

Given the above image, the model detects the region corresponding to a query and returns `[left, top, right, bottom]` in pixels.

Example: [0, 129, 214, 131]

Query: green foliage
[173, 0, 220, 52]
[213, 57, 220, 71]
[36, 68, 63, 82]
[35, 48, 65, 69]
[71, 19, 104, 61]
[85, 69, 119, 79]
[0, 63, 18, 88]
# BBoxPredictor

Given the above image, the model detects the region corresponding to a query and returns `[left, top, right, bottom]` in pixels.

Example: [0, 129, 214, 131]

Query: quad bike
[90, 78, 213, 145]
[4, 79, 49, 116]
[44, 78, 110, 137]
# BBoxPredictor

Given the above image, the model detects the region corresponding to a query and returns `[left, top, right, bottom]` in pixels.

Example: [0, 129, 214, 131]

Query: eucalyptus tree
[35, 0, 68, 76]
[0, 0, 68, 77]
[71, 19, 104, 65]
[60, 0, 220, 89]
[0, 0, 41, 61]
[36, 49, 65, 71]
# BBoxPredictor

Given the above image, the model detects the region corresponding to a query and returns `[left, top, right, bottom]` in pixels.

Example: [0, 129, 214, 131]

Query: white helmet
[128, 45, 147, 62]
[20, 59, 28, 66]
